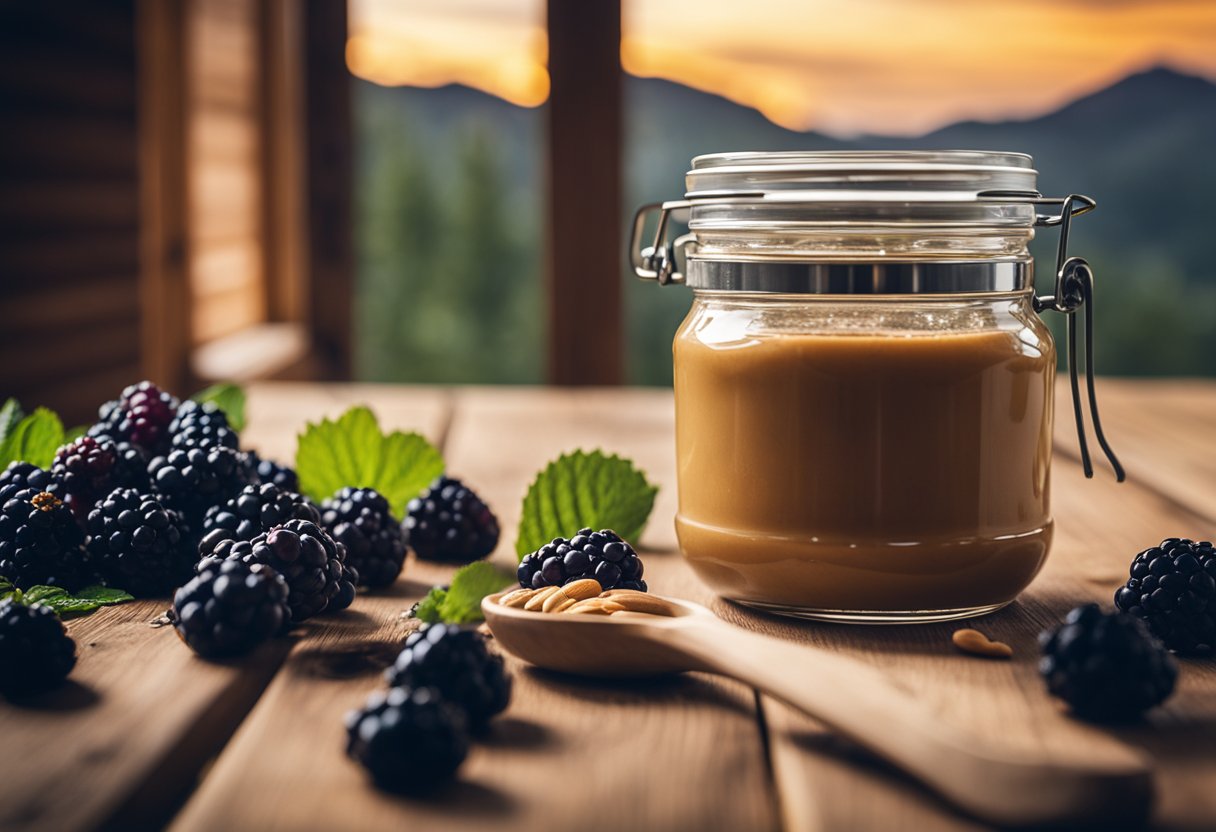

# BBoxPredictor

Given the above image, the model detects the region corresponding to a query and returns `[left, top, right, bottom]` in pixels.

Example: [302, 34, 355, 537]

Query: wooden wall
[0, 1, 145, 425]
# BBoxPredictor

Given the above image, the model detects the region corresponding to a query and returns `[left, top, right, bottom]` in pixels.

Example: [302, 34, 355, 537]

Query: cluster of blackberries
[517, 528, 646, 592]
[345, 623, 511, 793]
[1114, 538, 1215, 655]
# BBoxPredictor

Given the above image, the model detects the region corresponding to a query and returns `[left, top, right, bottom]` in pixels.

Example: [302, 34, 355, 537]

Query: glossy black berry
[198, 483, 321, 558]
[0, 489, 90, 590]
[86, 488, 193, 596]
[1114, 538, 1216, 655]
[403, 476, 499, 563]
[321, 487, 405, 589]
[1039, 604, 1177, 722]
[89, 380, 179, 455]
[0, 600, 77, 697]
[345, 685, 469, 792]
[385, 624, 511, 730]
[517, 528, 646, 592]
[148, 445, 253, 529]
[0, 462, 61, 506]
[170, 558, 291, 658]
[245, 450, 299, 491]
[169, 400, 239, 451]
[207, 518, 356, 621]
[52, 436, 149, 523]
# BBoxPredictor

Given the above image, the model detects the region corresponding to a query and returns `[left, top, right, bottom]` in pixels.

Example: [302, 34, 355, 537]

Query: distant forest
[355, 68, 1216, 386]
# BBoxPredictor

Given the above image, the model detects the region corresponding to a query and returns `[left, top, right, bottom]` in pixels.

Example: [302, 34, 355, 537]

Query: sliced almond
[952, 628, 1013, 659]
[561, 578, 603, 601]
[565, 598, 626, 615]
[498, 589, 535, 608]
[601, 591, 675, 617]
[551, 597, 580, 613]
[542, 588, 575, 613]
[524, 586, 562, 612]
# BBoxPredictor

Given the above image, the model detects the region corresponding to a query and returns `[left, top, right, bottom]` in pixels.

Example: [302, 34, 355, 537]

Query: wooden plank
[138, 0, 193, 394]
[546, 0, 623, 385]
[170, 387, 777, 832]
[0, 386, 450, 832]
[300, 0, 353, 380]
[1054, 377, 1216, 525]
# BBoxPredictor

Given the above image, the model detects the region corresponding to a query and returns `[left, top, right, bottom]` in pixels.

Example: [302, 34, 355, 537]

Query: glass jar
[632, 151, 1122, 623]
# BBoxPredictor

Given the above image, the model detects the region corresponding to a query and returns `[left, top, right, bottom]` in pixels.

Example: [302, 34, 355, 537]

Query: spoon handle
[656, 616, 1151, 828]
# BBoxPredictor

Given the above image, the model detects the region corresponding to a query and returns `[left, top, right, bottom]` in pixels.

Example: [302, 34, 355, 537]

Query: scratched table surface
[1, 380, 1214, 832]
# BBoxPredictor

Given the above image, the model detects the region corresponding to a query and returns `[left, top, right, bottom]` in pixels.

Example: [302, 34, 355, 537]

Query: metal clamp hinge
[1032, 194, 1125, 482]
[630, 201, 693, 285]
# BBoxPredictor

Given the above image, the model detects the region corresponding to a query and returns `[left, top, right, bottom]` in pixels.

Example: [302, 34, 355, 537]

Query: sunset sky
[347, 0, 1216, 135]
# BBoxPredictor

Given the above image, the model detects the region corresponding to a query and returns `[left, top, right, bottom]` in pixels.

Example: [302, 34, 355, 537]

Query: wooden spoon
[483, 591, 1153, 829]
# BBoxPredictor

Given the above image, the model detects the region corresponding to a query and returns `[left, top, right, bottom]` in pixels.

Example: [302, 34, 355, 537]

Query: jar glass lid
[686, 150, 1039, 202]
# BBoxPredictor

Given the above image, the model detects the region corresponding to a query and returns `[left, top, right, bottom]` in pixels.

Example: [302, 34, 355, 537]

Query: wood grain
[171, 386, 776, 832]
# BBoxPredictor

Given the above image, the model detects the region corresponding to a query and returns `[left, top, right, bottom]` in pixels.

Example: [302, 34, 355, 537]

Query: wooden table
[2, 381, 1214, 832]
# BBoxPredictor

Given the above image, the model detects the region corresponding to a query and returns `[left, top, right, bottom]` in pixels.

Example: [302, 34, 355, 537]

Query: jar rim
[685, 149, 1039, 202]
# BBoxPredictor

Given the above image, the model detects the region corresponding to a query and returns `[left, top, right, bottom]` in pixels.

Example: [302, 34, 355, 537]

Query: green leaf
[0, 577, 19, 604]
[516, 449, 659, 559]
[295, 405, 444, 517]
[192, 383, 247, 432]
[0, 408, 66, 469]
[413, 587, 447, 624]
[0, 398, 24, 448]
[17, 584, 134, 617]
[64, 424, 89, 443]
[437, 562, 514, 624]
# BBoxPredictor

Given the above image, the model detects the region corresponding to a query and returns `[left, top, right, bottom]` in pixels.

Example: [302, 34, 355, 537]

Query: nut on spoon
[483, 591, 1152, 829]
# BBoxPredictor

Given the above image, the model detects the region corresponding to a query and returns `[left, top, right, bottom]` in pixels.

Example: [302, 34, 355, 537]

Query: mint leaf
[295, 406, 444, 517]
[413, 587, 446, 624]
[438, 562, 514, 624]
[192, 383, 247, 432]
[17, 584, 134, 617]
[0, 577, 19, 604]
[0, 408, 65, 469]
[516, 450, 658, 559]
[0, 398, 23, 448]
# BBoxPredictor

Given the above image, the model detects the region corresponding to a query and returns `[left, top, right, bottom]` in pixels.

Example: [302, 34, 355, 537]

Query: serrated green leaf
[192, 383, 247, 432]
[295, 405, 444, 517]
[516, 450, 658, 559]
[18, 584, 134, 617]
[0, 408, 66, 469]
[0, 398, 24, 449]
[413, 587, 446, 624]
[437, 562, 514, 624]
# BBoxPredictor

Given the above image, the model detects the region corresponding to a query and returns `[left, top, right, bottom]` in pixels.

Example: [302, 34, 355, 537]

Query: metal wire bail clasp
[1033, 194, 1125, 482]
[631, 200, 693, 285]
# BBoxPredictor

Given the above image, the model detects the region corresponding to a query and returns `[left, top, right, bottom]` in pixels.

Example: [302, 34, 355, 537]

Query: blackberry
[148, 445, 252, 529]
[345, 685, 468, 793]
[403, 476, 499, 563]
[169, 400, 239, 451]
[321, 488, 405, 588]
[52, 436, 149, 522]
[169, 558, 291, 658]
[245, 450, 299, 491]
[385, 623, 511, 729]
[1039, 604, 1177, 722]
[208, 519, 356, 621]
[1115, 538, 1216, 655]
[86, 488, 193, 596]
[0, 600, 77, 697]
[89, 380, 179, 455]
[0, 461, 61, 505]
[198, 483, 321, 558]
[0, 490, 90, 590]
[517, 528, 646, 592]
